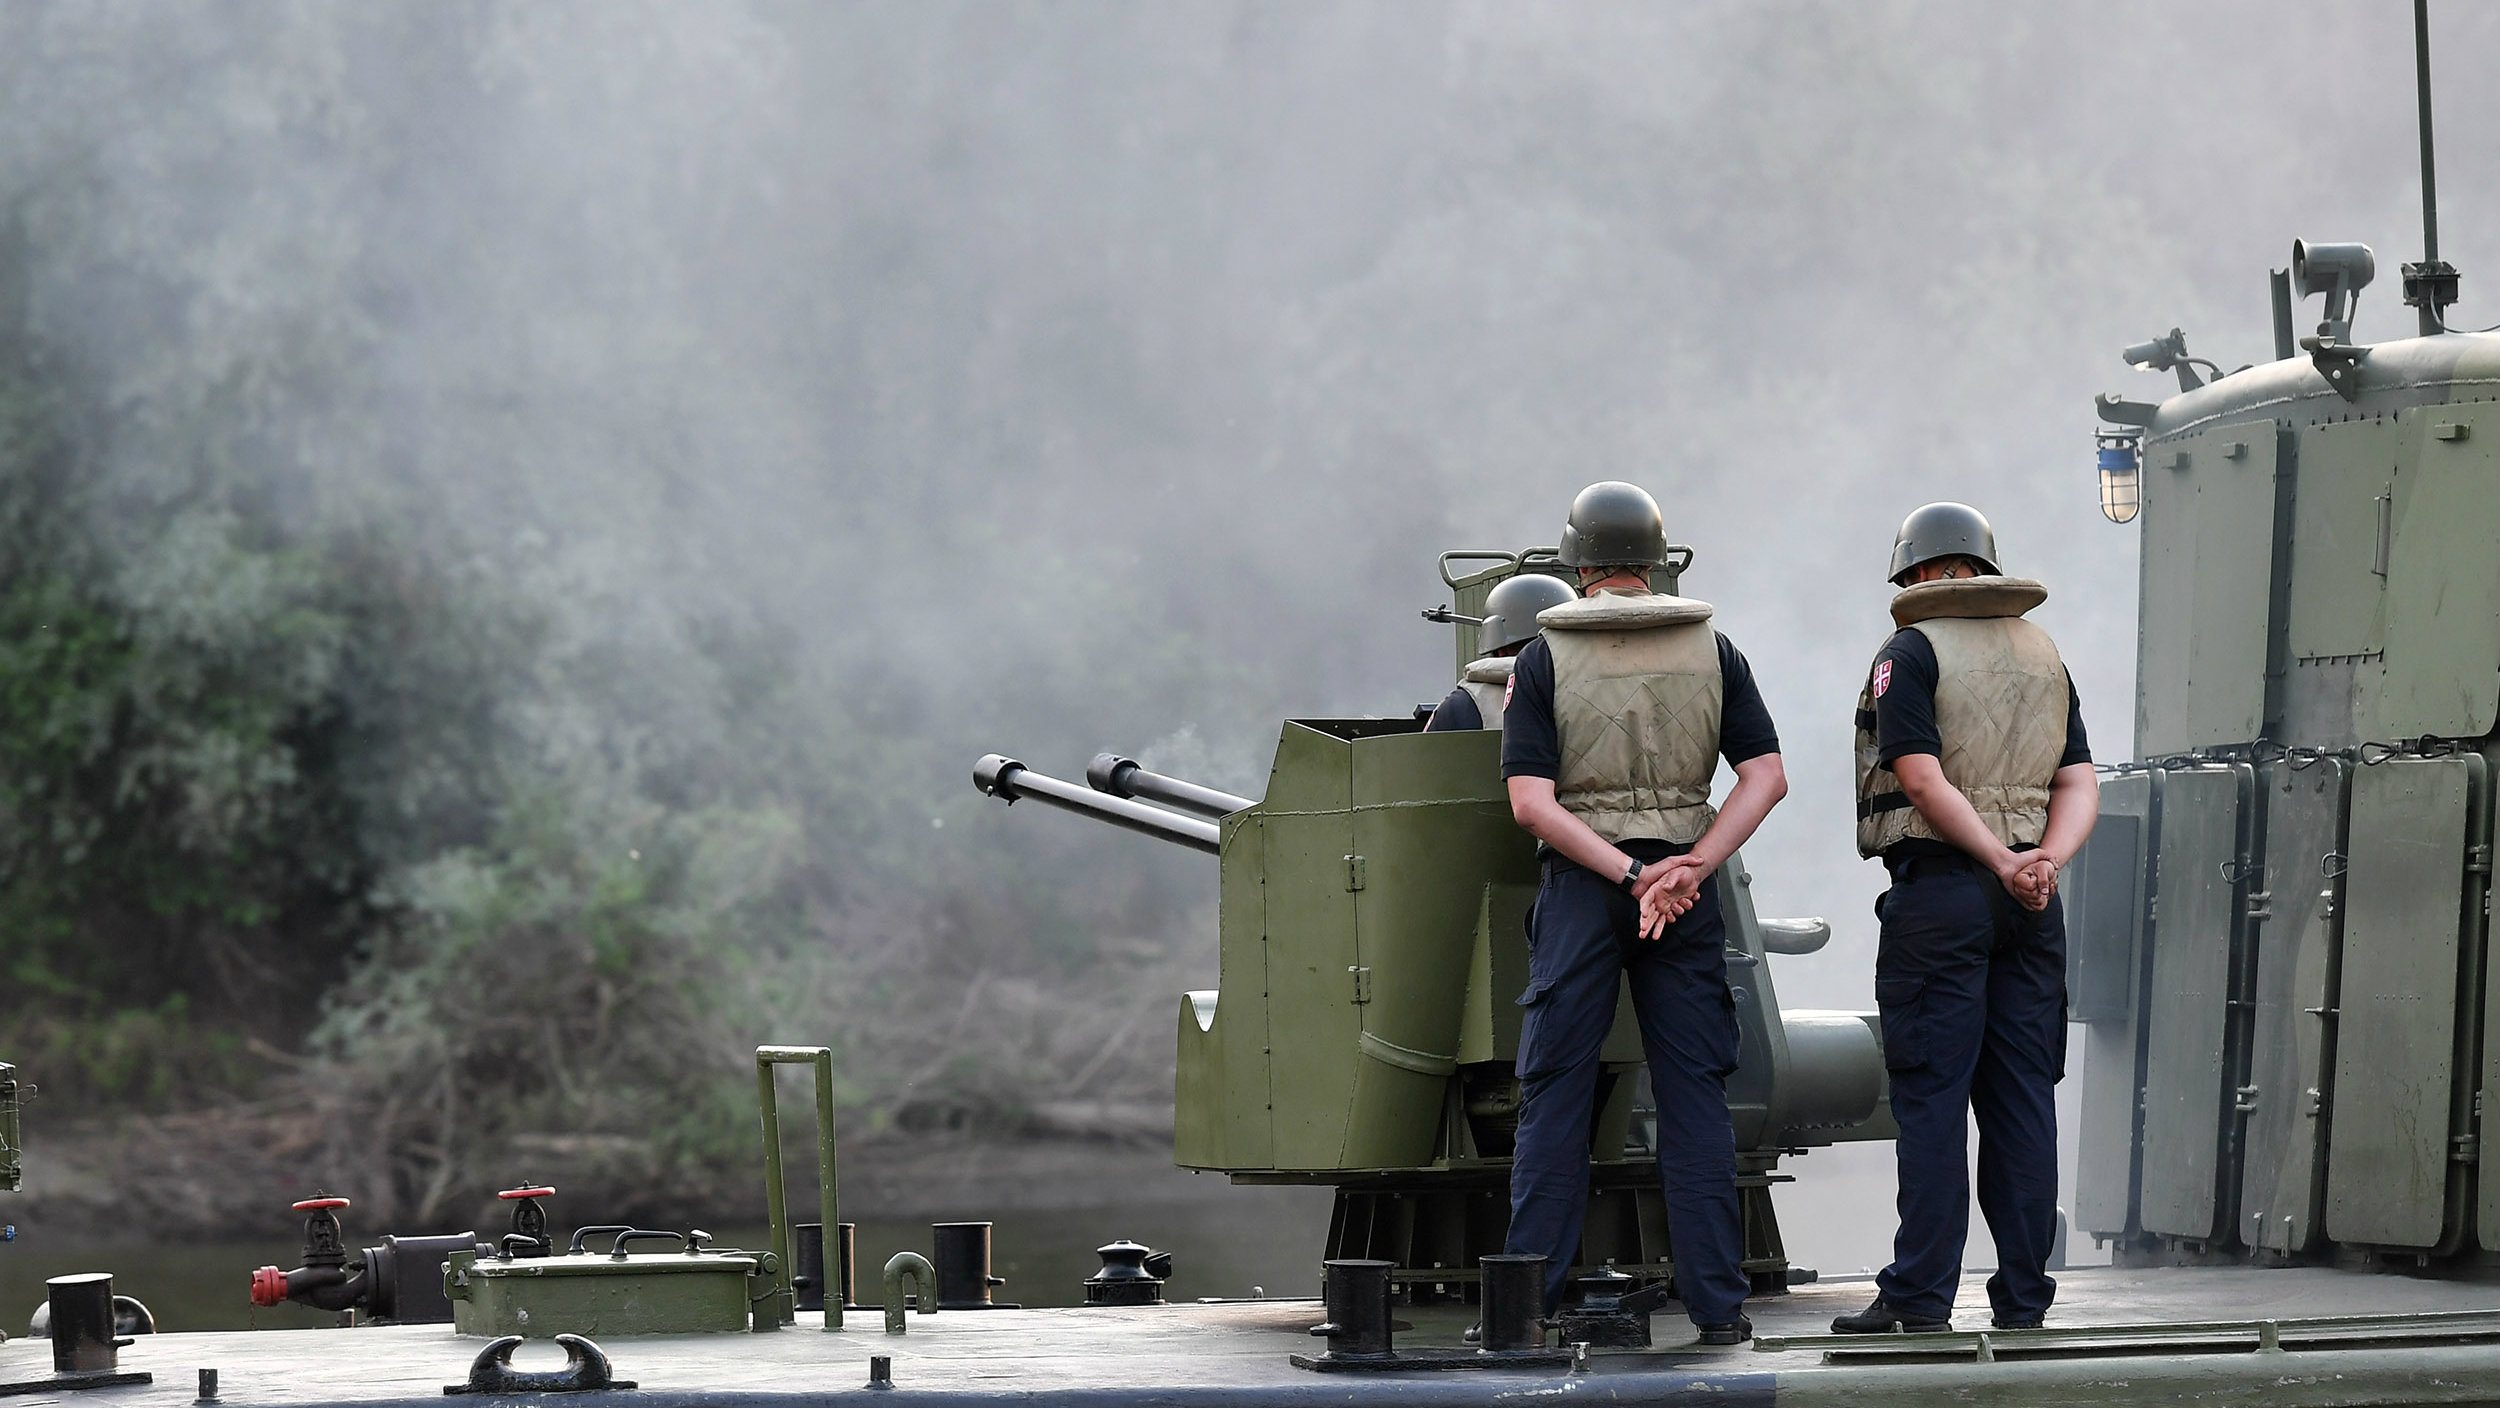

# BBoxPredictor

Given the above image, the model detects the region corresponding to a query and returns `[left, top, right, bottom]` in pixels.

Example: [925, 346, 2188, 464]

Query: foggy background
[3, 0, 2494, 1281]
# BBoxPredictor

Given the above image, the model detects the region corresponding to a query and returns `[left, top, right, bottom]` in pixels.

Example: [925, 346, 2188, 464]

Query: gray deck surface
[9, 1265, 2499, 1406]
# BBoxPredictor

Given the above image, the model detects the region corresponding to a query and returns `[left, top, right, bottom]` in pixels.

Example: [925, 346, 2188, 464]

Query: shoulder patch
[1503, 672, 1516, 710]
[1872, 659, 1893, 699]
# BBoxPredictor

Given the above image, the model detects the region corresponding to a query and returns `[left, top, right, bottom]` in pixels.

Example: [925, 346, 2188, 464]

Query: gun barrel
[1085, 754, 1254, 819]
[973, 755, 1222, 855]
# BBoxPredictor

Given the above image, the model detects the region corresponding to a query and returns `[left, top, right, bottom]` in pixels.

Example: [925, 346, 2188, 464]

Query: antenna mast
[2404, 0, 2461, 334]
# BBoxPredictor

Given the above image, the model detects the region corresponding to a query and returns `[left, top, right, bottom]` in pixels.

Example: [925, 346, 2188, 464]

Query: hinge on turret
[2465, 844, 2491, 876]
[2451, 1133, 2479, 1165]
[2244, 890, 2272, 922]
[1345, 854, 1367, 891]
[2304, 1086, 2326, 1116]
[1349, 966, 1372, 1005]
[2233, 1085, 2259, 1114]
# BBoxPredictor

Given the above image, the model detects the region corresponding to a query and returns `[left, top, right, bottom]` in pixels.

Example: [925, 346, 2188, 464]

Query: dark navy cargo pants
[1503, 854, 1747, 1325]
[1873, 848, 2067, 1324]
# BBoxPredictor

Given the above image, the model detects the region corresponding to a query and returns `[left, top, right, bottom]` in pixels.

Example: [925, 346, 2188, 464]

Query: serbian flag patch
[1872, 659, 1893, 698]
[1503, 673, 1516, 710]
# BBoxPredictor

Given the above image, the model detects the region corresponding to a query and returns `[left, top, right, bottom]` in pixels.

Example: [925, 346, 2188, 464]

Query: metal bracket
[2096, 392, 2159, 428]
[2304, 340, 2369, 403]
[1349, 966, 1372, 1005]
[2466, 844, 2491, 876]
[1345, 855, 1367, 891]
[445, 1335, 634, 1395]
[2451, 1134, 2480, 1165]
[2244, 890, 2273, 922]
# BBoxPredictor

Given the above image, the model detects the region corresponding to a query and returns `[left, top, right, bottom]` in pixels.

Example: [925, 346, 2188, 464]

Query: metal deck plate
[23, 1265, 2500, 1408]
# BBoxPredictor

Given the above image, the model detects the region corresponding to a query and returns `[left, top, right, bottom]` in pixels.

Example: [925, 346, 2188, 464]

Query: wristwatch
[1619, 858, 1645, 893]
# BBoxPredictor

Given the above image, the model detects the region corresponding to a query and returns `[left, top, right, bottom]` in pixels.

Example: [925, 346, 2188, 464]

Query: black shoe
[1829, 1295, 1951, 1334]
[1696, 1316, 1752, 1346]
[1461, 1322, 1482, 1345]
[1990, 1314, 2044, 1330]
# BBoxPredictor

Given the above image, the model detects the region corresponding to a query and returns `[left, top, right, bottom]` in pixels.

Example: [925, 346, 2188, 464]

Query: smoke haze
[5, 1, 2494, 1267]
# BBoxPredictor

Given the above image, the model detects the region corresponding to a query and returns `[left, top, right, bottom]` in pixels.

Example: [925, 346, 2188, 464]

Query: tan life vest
[1537, 588, 1723, 846]
[1854, 578, 2067, 859]
[1460, 656, 1513, 733]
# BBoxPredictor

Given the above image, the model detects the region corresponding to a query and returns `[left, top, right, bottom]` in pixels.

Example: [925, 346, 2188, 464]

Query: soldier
[1498, 481, 1787, 1347]
[1831, 502, 2097, 1335]
[1423, 571, 1576, 733]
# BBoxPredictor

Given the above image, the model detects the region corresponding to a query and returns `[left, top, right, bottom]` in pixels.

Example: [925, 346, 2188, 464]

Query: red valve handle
[498, 1186, 557, 1200]
[249, 1266, 288, 1307]
[291, 1196, 351, 1211]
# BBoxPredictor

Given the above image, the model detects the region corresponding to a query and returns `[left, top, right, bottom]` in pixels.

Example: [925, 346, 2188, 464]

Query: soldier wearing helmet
[1423, 571, 1576, 733]
[1830, 502, 2098, 1337]
[1497, 481, 1787, 1346]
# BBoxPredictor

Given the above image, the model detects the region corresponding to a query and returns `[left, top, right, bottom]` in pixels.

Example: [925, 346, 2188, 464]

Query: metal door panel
[2324, 756, 2475, 1249]
[2371, 405, 2500, 739]
[2237, 758, 2348, 1254]
[2071, 771, 2158, 1240]
[2138, 765, 2252, 1242]
[2136, 429, 2276, 756]
[2287, 418, 2395, 663]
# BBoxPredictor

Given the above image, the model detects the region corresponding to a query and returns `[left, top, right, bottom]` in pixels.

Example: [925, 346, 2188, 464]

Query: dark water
[0, 1191, 1335, 1335]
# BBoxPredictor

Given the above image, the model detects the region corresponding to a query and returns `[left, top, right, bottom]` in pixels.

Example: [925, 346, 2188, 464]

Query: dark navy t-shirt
[1423, 685, 1482, 732]
[1868, 627, 2090, 863]
[1499, 631, 1781, 783]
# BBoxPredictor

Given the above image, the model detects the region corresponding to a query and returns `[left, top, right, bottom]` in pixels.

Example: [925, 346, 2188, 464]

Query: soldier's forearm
[1689, 754, 1787, 871]
[1505, 776, 1634, 881]
[2038, 763, 2100, 868]
[1894, 754, 2018, 871]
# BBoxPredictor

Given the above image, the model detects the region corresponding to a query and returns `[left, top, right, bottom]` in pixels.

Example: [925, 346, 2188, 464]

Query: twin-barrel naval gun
[974, 548, 1895, 1300]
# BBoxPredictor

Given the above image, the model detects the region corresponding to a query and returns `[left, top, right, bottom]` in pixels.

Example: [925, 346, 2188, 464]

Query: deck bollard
[1305, 1259, 1396, 1360]
[1477, 1254, 1547, 1353]
[931, 1223, 1014, 1309]
[47, 1274, 120, 1375]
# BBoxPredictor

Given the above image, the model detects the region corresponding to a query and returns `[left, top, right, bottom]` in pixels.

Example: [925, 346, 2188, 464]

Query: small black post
[1477, 1255, 1546, 1353]
[1307, 1259, 1396, 1359]
[47, 1273, 118, 1375]
[793, 1224, 827, 1313]
[866, 1355, 894, 1390]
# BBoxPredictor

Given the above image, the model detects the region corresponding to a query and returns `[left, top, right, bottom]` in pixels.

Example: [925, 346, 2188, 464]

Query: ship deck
[11, 1264, 2500, 1408]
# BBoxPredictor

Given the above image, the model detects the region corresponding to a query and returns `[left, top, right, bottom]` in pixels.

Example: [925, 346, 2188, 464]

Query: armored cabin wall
[2072, 334, 2500, 1264]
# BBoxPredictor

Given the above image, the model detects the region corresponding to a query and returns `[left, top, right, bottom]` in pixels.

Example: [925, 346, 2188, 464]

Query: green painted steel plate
[2369, 404, 2500, 739]
[2136, 426, 2275, 755]
[2138, 764, 2250, 1243]
[2238, 758, 2348, 1255]
[2071, 771, 2156, 1241]
[2325, 755, 2482, 1250]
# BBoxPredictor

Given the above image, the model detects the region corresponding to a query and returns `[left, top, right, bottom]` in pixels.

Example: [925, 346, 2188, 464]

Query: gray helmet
[1555, 481, 1670, 569]
[1887, 501, 2001, 585]
[1477, 572, 1577, 655]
